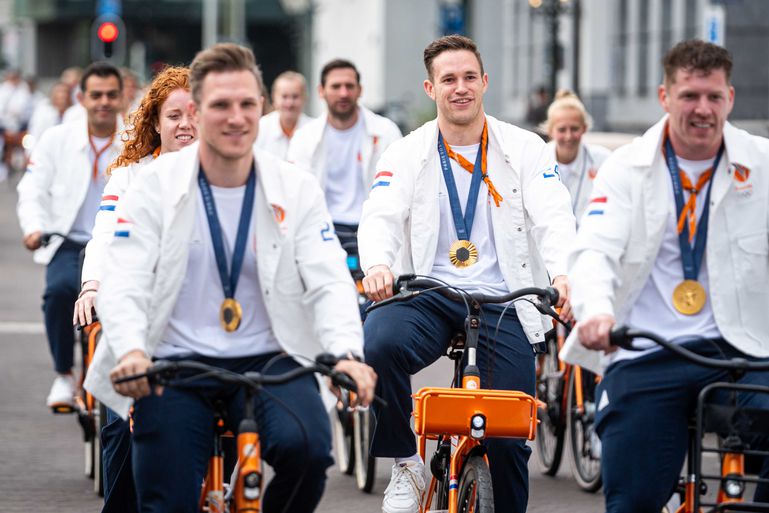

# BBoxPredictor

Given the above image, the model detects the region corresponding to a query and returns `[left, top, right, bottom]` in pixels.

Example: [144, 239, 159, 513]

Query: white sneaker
[46, 374, 75, 409]
[382, 461, 425, 513]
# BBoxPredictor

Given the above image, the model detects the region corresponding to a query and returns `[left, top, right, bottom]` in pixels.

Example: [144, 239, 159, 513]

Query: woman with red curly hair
[75, 65, 196, 513]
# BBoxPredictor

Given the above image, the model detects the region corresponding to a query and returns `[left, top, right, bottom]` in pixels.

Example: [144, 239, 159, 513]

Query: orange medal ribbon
[442, 122, 503, 207]
[88, 131, 116, 182]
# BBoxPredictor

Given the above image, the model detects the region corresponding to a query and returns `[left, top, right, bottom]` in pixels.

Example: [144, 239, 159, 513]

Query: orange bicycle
[115, 353, 373, 512]
[369, 275, 561, 513]
[610, 327, 769, 512]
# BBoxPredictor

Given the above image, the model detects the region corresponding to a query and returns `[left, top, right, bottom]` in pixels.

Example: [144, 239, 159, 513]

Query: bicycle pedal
[50, 404, 76, 414]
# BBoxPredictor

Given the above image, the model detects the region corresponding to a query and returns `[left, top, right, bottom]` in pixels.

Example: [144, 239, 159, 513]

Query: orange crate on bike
[412, 387, 537, 440]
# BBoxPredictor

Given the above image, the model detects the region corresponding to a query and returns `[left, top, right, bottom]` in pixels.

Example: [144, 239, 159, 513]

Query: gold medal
[448, 240, 478, 268]
[220, 298, 243, 332]
[672, 280, 706, 315]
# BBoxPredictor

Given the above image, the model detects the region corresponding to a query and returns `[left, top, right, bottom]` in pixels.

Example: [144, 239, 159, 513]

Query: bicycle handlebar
[366, 274, 561, 320]
[40, 232, 71, 247]
[114, 353, 387, 407]
[609, 326, 769, 372]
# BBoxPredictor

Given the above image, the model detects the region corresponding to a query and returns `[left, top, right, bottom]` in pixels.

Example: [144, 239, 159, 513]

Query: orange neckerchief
[442, 122, 503, 207]
[280, 120, 296, 139]
[662, 127, 716, 243]
[152, 146, 161, 159]
[88, 130, 116, 182]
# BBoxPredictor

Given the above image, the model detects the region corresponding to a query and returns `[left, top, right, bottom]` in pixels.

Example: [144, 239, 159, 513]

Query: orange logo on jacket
[271, 204, 285, 223]
[733, 163, 750, 183]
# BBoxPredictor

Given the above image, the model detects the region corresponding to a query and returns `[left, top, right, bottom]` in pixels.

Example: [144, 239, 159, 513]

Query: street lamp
[528, 0, 579, 100]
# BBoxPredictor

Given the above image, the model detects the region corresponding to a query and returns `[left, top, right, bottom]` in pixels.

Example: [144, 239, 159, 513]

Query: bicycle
[610, 326, 769, 512]
[536, 321, 603, 492]
[368, 274, 561, 513]
[41, 231, 106, 495]
[115, 353, 376, 513]
[330, 226, 378, 493]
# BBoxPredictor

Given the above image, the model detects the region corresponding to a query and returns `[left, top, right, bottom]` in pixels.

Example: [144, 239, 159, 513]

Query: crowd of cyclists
[12, 33, 769, 513]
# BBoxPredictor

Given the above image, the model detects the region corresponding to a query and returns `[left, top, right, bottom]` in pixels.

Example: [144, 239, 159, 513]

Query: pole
[572, 0, 581, 97]
[203, 0, 218, 48]
[549, 0, 559, 100]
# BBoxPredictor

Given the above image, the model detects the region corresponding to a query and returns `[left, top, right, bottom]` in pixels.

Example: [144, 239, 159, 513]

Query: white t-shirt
[69, 134, 113, 243]
[431, 144, 508, 296]
[323, 118, 367, 225]
[614, 156, 722, 363]
[156, 184, 281, 358]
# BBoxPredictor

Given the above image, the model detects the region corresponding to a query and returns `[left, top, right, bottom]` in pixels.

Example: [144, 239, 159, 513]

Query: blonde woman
[542, 90, 611, 221]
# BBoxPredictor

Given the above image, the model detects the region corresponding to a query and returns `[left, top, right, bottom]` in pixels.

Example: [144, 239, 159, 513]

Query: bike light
[243, 471, 261, 500]
[722, 475, 745, 499]
[470, 414, 486, 439]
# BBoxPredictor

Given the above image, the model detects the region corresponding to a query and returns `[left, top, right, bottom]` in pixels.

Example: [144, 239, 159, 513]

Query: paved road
[0, 177, 603, 512]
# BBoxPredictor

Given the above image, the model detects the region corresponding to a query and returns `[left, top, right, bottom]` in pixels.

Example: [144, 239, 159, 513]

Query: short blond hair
[540, 89, 592, 134]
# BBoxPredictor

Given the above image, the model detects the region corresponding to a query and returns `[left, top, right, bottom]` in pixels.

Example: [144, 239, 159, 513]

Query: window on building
[612, 0, 629, 96]
[638, 0, 650, 96]
[685, 0, 699, 39]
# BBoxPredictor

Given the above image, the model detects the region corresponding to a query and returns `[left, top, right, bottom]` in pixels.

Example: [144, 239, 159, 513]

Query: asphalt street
[0, 175, 603, 512]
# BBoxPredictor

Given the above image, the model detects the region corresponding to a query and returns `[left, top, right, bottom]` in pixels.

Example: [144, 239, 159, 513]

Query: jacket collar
[74, 115, 123, 151]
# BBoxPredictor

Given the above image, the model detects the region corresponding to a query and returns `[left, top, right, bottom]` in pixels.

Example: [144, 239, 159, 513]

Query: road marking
[0, 321, 45, 334]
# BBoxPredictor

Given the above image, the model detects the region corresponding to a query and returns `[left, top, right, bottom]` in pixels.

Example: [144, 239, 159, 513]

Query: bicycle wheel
[331, 406, 355, 475]
[567, 368, 602, 492]
[353, 407, 376, 492]
[535, 339, 566, 476]
[456, 455, 494, 513]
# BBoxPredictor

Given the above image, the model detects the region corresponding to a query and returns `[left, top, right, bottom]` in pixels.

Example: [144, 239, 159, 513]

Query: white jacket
[16, 118, 122, 264]
[546, 142, 612, 220]
[80, 156, 152, 284]
[84, 143, 364, 418]
[287, 106, 402, 188]
[563, 117, 769, 373]
[255, 111, 313, 160]
[358, 115, 577, 344]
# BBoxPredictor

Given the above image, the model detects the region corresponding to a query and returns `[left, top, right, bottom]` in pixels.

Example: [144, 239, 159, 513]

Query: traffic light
[91, 15, 125, 62]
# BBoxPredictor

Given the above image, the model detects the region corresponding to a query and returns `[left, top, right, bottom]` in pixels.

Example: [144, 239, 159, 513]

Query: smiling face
[659, 67, 734, 160]
[191, 69, 263, 162]
[423, 49, 488, 128]
[155, 88, 197, 154]
[549, 107, 587, 164]
[319, 68, 361, 122]
[273, 77, 305, 126]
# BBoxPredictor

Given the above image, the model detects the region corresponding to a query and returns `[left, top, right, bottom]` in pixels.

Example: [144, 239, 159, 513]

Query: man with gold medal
[358, 35, 576, 513]
[568, 40, 769, 512]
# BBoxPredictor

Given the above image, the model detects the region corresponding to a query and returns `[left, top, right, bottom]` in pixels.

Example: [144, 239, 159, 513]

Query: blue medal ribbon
[663, 138, 724, 281]
[198, 164, 256, 301]
[437, 132, 485, 241]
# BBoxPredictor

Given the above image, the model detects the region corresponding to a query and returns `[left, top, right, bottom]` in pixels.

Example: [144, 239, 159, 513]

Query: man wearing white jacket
[16, 61, 123, 410]
[571, 40, 769, 511]
[359, 35, 575, 513]
[254, 70, 313, 159]
[287, 59, 401, 251]
[86, 43, 376, 513]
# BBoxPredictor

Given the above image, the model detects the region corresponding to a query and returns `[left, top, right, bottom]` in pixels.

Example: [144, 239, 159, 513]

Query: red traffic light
[97, 22, 119, 43]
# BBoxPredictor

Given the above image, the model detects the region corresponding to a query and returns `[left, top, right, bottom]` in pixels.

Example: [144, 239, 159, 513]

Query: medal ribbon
[88, 131, 116, 182]
[662, 133, 724, 281]
[437, 129, 485, 242]
[441, 122, 503, 207]
[198, 164, 256, 302]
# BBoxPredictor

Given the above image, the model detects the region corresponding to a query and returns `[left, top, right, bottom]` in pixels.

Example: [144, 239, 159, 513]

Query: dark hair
[320, 59, 360, 87]
[423, 35, 484, 80]
[189, 43, 264, 103]
[80, 61, 123, 92]
[663, 40, 733, 85]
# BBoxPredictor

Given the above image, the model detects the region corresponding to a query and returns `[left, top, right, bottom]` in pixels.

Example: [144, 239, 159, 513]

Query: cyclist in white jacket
[254, 70, 313, 159]
[16, 62, 123, 410]
[568, 40, 769, 512]
[359, 35, 575, 513]
[85, 44, 376, 513]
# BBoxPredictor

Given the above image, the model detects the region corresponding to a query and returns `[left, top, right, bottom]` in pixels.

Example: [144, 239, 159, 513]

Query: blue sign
[97, 0, 122, 16]
[440, 3, 465, 35]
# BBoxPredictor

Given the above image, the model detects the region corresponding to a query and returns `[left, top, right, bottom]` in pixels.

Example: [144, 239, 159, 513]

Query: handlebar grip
[544, 286, 560, 306]
[330, 370, 358, 394]
[608, 326, 635, 350]
[393, 274, 416, 294]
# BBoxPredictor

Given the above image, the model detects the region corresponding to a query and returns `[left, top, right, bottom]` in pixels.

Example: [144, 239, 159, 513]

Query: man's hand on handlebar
[73, 280, 100, 327]
[363, 264, 395, 302]
[577, 314, 617, 353]
[23, 231, 42, 251]
[110, 350, 157, 399]
[551, 275, 573, 322]
[330, 359, 378, 407]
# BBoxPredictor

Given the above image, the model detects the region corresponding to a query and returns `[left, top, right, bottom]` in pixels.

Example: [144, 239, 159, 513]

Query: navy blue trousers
[101, 408, 136, 513]
[364, 291, 535, 513]
[596, 339, 769, 513]
[43, 240, 84, 373]
[131, 353, 333, 513]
